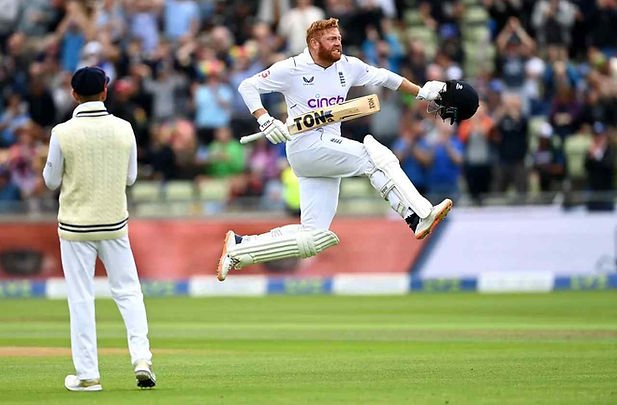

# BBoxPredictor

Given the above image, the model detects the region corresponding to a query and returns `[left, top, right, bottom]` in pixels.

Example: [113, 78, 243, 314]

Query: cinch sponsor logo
[307, 95, 344, 109]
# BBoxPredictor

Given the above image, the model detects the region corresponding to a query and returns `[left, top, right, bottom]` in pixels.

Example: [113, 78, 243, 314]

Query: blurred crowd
[0, 0, 615, 214]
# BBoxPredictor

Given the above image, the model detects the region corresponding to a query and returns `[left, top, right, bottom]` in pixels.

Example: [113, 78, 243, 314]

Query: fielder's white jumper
[43, 101, 152, 381]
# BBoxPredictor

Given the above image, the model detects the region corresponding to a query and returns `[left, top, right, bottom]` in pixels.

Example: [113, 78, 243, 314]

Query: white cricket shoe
[217, 230, 237, 281]
[134, 359, 156, 388]
[414, 198, 453, 240]
[64, 375, 102, 392]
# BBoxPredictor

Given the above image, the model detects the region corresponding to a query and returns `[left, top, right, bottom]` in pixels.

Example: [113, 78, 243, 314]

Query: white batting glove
[257, 113, 291, 144]
[416, 80, 446, 101]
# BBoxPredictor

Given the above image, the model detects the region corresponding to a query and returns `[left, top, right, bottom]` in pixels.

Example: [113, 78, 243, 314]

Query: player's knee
[363, 135, 399, 168]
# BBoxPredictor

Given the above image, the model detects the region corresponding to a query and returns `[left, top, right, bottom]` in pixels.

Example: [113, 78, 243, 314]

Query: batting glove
[416, 80, 446, 101]
[257, 113, 291, 144]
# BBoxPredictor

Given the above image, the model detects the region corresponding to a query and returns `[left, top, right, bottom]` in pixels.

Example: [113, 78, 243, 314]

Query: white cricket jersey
[238, 48, 403, 142]
[238, 49, 408, 231]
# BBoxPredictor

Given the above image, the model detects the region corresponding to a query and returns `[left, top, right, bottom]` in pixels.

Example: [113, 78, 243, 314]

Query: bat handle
[239, 131, 264, 144]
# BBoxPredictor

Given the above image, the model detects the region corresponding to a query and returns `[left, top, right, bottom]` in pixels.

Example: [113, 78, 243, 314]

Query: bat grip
[239, 131, 264, 144]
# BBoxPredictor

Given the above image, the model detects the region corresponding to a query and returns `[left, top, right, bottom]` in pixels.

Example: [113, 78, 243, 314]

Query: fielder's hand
[416, 80, 446, 101]
[257, 113, 291, 144]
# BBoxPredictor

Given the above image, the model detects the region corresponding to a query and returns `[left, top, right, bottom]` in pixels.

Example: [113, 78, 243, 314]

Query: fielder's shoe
[407, 198, 453, 240]
[134, 359, 156, 388]
[217, 230, 238, 281]
[64, 375, 102, 392]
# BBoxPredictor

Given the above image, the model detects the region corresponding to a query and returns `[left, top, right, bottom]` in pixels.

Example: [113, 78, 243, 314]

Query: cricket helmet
[429, 80, 479, 124]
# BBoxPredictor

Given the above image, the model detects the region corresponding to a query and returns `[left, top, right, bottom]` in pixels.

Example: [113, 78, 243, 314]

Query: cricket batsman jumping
[217, 18, 479, 281]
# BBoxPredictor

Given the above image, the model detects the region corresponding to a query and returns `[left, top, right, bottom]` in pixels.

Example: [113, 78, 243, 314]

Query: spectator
[54, 0, 95, 73]
[146, 124, 177, 180]
[50, 71, 76, 122]
[281, 163, 300, 216]
[127, 0, 161, 56]
[370, 89, 403, 146]
[522, 57, 547, 116]
[493, 92, 529, 195]
[25, 78, 57, 131]
[495, 17, 536, 92]
[401, 39, 428, 85]
[323, 0, 356, 43]
[425, 118, 464, 203]
[0, 0, 21, 47]
[0, 164, 21, 213]
[579, 88, 609, 127]
[586, 0, 617, 56]
[7, 122, 45, 210]
[531, 122, 565, 195]
[542, 45, 579, 102]
[392, 113, 431, 196]
[108, 79, 137, 124]
[204, 127, 245, 178]
[139, 61, 188, 124]
[378, 19, 405, 72]
[246, 136, 281, 186]
[563, 122, 593, 207]
[192, 60, 234, 146]
[277, 0, 325, 56]
[458, 102, 495, 205]
[230, 136, 281, 207]
[549, 84, 581, 139]
[16, 0, 62, 37]
[438, 24, 465, 68]
[165, 119, 198, 179]
[0, 93, 30, 148]
[94, 0, 127, 44]
[4, 33, 34, 95]
[164, 0, 200, 43]
[257, 0, 291, 27]
[584, 122, 615, 211]
[228, 45, 263, 138]
[78, 40, 117, 82]
[484, 0, 526, 39]
[531, 0, 577, 47]
[419, 0, 464, 35]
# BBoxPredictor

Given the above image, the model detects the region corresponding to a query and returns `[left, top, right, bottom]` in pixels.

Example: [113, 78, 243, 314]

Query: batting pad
[364, 135, 432, 218]
[228, 226, 340, 269]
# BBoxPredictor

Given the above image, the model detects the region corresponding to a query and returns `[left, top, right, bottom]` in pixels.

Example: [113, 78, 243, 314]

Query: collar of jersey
[72, 101, 107, 117]
[299, 47, 338, 69]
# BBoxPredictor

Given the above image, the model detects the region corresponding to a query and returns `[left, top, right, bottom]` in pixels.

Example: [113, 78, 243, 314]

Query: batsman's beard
[318, 46, 341, 64]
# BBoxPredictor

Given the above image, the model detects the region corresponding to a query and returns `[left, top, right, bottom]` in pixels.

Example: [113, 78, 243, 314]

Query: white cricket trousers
[60, 235, 152, 380]
[287, 131, 411, 230]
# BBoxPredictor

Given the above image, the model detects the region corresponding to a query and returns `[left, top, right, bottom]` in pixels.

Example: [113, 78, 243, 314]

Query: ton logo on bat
[293, 109, 334, 131]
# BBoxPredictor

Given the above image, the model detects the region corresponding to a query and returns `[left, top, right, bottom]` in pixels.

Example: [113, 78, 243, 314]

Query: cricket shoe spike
[64, 375, 102, 392]
[217, 230, 238, 281]
[408, 198, 452, 240]
[134, 359, 156, 388]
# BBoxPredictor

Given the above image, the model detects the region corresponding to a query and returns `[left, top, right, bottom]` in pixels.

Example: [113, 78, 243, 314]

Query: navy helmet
[432, 80, 479, 124]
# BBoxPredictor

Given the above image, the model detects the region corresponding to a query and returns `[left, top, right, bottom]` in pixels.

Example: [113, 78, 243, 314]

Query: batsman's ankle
[405, 213, 420, 232]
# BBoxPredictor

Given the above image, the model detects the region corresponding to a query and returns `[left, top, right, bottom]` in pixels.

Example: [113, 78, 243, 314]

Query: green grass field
[0, 291, 616, 404]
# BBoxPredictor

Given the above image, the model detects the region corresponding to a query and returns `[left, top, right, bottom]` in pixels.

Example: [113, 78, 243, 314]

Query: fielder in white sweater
[43, 66, 156, 391]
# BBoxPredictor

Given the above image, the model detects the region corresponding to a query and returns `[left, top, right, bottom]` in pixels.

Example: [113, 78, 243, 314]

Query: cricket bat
[239, 94, 381, 144]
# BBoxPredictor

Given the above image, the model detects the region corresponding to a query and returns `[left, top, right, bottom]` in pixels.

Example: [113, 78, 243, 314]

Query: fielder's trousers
[60, 235, 152, 380]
